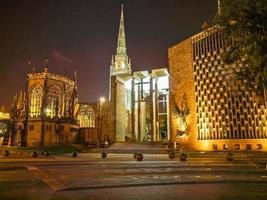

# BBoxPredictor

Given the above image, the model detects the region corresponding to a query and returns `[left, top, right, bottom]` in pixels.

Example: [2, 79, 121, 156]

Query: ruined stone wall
[101, 76, 117, 143]
[115, 78, 126, 142]
[27, 121, 42, 147]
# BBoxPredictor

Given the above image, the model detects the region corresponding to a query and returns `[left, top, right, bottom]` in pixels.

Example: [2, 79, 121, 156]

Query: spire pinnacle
[44, 59, 48, 73]
[217, 0, 221, 15]
[29, 60, 35, 73]
[109, 3, 131, 77]
[74, 70, 77, 80]
[74, 70, 78, 89]
[117, 4, 126, 55]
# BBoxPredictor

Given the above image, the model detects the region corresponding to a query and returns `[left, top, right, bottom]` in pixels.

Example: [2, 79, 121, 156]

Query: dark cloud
[52, 51, 75, 66]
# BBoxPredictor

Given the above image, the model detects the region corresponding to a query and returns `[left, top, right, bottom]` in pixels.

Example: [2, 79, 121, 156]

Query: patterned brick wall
[169, 27, 267, 151]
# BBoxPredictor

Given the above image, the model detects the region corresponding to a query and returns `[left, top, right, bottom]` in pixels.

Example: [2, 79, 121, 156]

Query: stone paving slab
[0, 169, 33, 182]
[26, 160, 267, 192]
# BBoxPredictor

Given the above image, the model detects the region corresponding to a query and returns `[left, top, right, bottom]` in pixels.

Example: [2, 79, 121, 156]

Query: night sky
[0, 0, 217, 110]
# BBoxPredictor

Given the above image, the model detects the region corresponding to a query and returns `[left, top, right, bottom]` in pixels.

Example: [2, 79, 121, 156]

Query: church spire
[117, 4, 126, 55]
[109, 4, 131, 77]
[217, 0, 221, 15]
[44, 58, 48, 73]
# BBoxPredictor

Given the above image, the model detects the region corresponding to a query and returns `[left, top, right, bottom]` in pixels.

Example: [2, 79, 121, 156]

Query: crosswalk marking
[26, 165, 66, 191]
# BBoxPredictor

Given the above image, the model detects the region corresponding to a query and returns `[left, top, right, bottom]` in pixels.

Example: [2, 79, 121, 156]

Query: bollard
[44, 151, 50, 157]
[133, 153, 138, 159]
[101, 152, 107, 158]
[226, 152, 233, 161]
[136, 153, 143, 161]
[168, 151, 175, 159]
[72, 151, 78, 158]
[31, 151, 38, 158]
[3, 150, 9, 157]
[179, 153, 187, 161]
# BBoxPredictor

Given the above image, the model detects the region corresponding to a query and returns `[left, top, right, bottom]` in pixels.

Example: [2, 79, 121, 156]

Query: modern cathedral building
[169, 26, 267, 151]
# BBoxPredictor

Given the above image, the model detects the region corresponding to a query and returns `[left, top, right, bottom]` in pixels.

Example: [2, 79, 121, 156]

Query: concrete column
[131, 78, 135, 141]
[167, 91, 170, 140]
[137, 83, 141, 142]
[152, 78, 157, 141]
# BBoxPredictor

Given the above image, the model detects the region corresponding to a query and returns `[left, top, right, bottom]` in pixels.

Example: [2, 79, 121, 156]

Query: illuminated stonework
[29, 84, 42, 118]
[0, 111, 10, 144]
[10, 65, 79, 147]
[0, 112, 10, 120]
[169, 26, 267, 151]
[192, 27, 267, 140]
[77, 104, 95, 128]
[108, 5, 169, 142]
[110, 4, 131, 77]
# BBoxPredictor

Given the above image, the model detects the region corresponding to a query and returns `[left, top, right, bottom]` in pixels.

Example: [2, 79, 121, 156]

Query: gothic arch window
[46, 85, 62, 118]
[78, 105, 95, 128]
[65, 86, 73, 117]
[29, 84, 43, 118]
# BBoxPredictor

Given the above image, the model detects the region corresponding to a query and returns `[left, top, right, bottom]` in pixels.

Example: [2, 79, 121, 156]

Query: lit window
[235, 144, 240, 150]
[223, 144, 228, 150]
[46, 85, 62, 118]
[78, 104, 95, 128]
[29, 85, 43, 118]
[257, 144, 263, 150]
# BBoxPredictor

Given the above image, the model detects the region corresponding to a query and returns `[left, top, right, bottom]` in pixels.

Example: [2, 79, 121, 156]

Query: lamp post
[98, 97, 105, 146]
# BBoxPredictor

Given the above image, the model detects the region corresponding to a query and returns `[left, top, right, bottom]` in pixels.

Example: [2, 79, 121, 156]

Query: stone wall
[168, 38, 197, 149]
[115, 77, 126, 142]
[26, 120, 78, 147]
[101, 76, 117, 143]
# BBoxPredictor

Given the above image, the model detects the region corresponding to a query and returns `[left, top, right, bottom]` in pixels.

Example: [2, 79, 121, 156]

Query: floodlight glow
[45, 108, 51, 113]
[99, 97, 106, 103]
[157, 76, 169, 90]
[124, 79, 132, 90]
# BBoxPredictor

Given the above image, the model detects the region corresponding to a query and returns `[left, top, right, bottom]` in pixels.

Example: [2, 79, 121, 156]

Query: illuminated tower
[217, 0, 221, 15]
[108, 4, 132, 142]
[110, 4, 131, 77]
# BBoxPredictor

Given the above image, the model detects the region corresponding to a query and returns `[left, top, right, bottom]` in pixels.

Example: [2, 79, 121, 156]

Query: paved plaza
[0, 153, 267, 199]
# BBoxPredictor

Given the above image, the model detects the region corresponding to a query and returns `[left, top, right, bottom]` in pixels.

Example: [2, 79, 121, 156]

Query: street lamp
[98, 97, 105, 146]
[100, 97, 105, 103]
